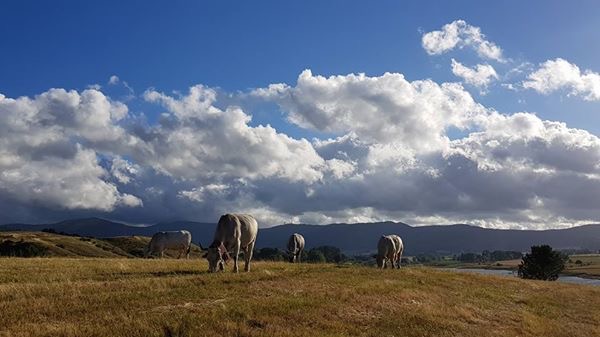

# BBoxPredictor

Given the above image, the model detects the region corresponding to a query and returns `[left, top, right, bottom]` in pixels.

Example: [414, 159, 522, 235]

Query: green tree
[518, 245, 567, 281]
[305, 249, 326, 263]
[253, 248, 285, 261]
[311, 246, 346, 263]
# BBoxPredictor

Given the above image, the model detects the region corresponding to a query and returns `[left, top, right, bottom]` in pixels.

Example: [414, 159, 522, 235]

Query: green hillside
[0, 231, 203, 258]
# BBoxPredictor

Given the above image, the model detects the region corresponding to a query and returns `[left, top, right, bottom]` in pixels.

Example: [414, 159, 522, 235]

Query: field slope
[0, 231, 204, 258]
[0, 259, 598, 337]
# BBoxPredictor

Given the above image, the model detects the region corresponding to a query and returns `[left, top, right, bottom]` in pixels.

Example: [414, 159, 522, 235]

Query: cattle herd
[146, 213, 405, 272]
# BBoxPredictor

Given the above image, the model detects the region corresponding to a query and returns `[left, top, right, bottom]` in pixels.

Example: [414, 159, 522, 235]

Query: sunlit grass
[0, 258, 599, 337]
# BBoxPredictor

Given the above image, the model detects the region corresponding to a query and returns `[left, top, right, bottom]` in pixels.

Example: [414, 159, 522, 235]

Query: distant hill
[0, 231, 204, 258]
[258, 222, 600, 255]
[0, 218, 216, 247]
[1, 218, 599, 255]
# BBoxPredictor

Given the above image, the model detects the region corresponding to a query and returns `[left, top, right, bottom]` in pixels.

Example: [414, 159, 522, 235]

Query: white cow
[376, 235, 397, 269]
[205, 214, 258, 273]
[287, 233, 305, 263]
[145, 230, 192, 258]
[388, 234, 405, 268]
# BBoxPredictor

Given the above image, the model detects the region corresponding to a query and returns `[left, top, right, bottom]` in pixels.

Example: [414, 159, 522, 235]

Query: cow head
[206, 242, 230, 273]
[376, 255, 384, 268]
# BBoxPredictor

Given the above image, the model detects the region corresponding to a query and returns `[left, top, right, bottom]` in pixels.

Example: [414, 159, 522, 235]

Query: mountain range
[1, 218, 599, 255]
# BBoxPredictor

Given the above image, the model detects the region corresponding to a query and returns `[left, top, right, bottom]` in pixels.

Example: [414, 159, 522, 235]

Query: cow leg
[160, 250, 164, 258]
[397, 250, 403, 268]
[232, 240, 241, 273]
[244, 241, 255, 272]
[298, 249, 302, 263]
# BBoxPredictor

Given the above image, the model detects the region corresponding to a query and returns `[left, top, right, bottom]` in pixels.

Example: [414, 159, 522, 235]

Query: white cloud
[451, 59, 498, 92]
[523, 58, 600, 101]
[246, 70, 600, 228]
[3, 67, 600, 229]
[0, 90, 142, 211]
[109, 75, 120, 85]
[422, 20, 504, 62]
[110, 157, 140, 184]
[141, 85, 326, 184]
[255, 69, 488, 154]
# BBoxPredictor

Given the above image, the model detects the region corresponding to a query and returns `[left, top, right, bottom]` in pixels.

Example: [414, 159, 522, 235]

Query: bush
[414, 254, 440, 263]
[518, 245, 567, 281]
[0, 240, 48, 257]
[305, 250, 326, 263]
[310, 246, 346, 263]
[458, 252, 480, 263]
[253, 248, 286, 261]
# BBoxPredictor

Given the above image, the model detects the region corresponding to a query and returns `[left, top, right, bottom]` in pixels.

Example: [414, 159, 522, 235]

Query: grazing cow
[388, 234, 405, 268]
[287, 233, 305, 263]
[145, 230, 192, 259]
[205, 214, 258, 273]
[376, 235, 397, 269]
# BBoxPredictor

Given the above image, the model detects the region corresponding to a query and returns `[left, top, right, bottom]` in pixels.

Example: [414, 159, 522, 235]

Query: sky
[2, 1, 600, 228]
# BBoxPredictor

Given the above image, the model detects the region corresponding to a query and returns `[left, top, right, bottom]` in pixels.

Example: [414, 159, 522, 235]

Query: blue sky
[2, 1, 600, 228]
[3, 1, 600, 125]
[2, 1, 600, 134]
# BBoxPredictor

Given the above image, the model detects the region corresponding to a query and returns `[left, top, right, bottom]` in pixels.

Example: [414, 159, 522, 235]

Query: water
[444, 268, 600, 286]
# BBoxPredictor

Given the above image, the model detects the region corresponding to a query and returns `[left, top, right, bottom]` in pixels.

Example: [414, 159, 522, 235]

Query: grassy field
[0, 258, 599, 337]
[564, 254, 600, 279]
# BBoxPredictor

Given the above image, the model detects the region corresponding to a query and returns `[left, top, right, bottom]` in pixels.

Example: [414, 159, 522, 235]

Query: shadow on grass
[98, 270, 208, 280]
[163, 321, 190, 337]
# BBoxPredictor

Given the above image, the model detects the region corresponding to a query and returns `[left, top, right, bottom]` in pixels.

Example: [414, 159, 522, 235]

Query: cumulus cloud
[422, 20, 504, 61]
[141, 85, 326, 183]
[523, 58, 600, 101]
[246, 70, 600, 228]
[248, 110, 600, 229]
[3, 67, 600, 229]
[0, 89, 142, 212]
[451, 59, 498, 92]
[110, 157, 140, 184]
[253, 70, 488, 154]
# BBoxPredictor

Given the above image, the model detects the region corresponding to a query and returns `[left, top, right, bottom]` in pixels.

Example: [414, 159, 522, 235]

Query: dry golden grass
[0, 232, 204, 259]
[565, 254, 600, 279]
[0, 258, 599, 337]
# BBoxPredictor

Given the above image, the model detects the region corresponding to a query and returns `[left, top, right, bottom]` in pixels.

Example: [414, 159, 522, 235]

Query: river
[443, 268, 600, 286]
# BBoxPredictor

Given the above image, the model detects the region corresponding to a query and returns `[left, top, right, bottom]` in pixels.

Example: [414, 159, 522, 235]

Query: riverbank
[425, 254, 600, 280]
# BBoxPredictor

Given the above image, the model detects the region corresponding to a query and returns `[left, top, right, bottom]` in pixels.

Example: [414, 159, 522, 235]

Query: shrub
[0, 240, 48, 257]
[305, 250, 326, 263]
[518, 245, 567, 281]
[309, 246, 346, 263]
[253, 248, 286, 261]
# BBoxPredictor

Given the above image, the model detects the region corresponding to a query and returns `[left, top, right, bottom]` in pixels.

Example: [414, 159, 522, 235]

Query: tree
[311, 246, 346, 263]
[518, 245, 567, 281]
[305, 249, 326, 263]
[253, 248, 285, 261]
